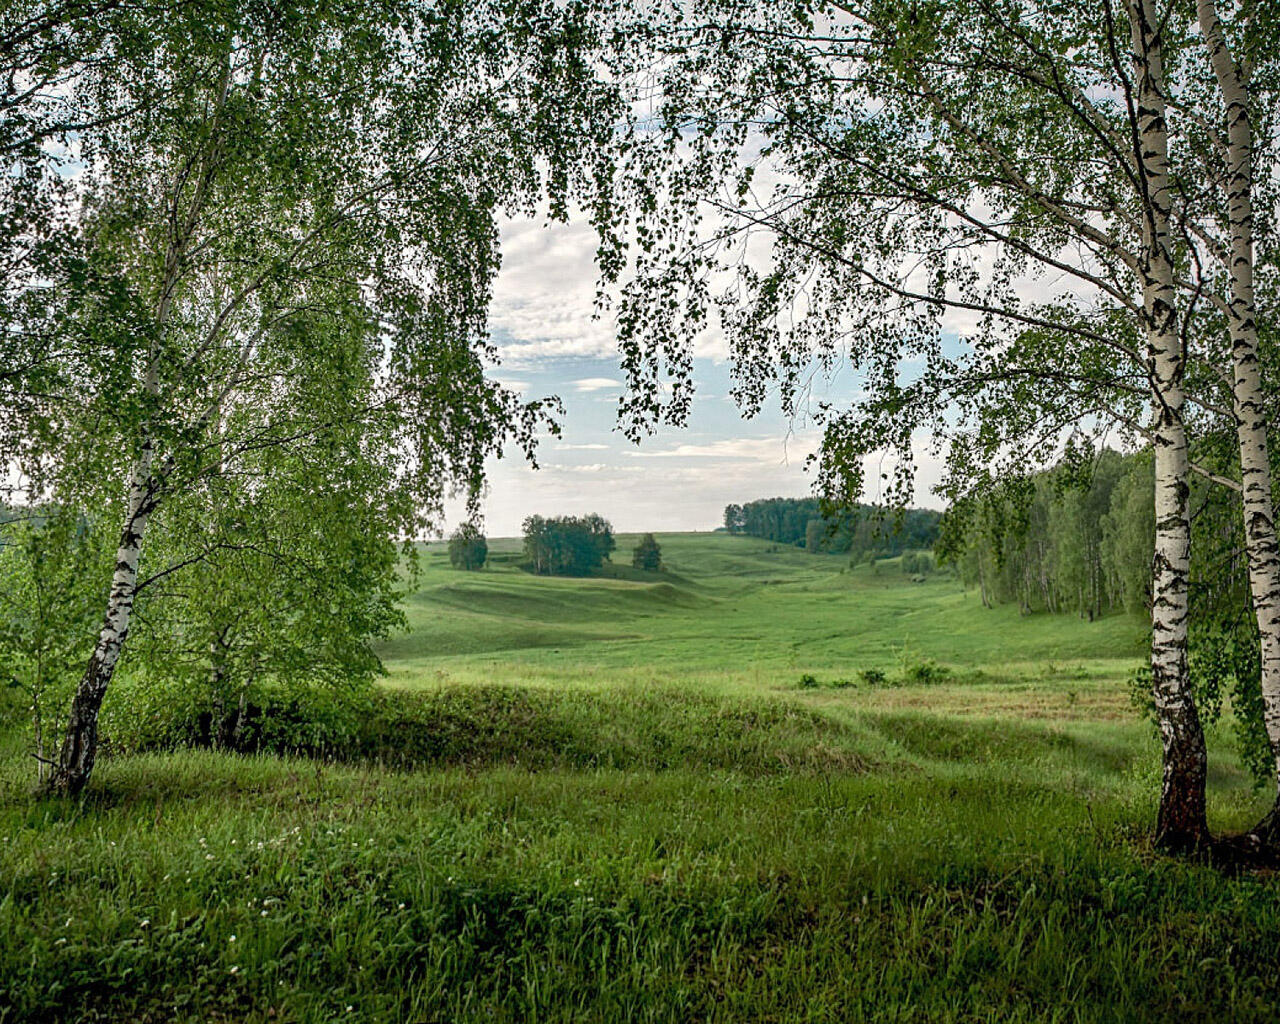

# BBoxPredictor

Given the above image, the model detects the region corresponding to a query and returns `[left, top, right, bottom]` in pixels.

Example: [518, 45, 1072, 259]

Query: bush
[903, 659, 952, 685]
[859, 668, 887, 687]
[101, 682, 873, 775]
[101, 673, 369, 758]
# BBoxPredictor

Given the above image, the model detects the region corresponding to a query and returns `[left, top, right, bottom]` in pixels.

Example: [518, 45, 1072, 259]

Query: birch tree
[1185, 0, 1280, 846]
[9, 0, 621, 794]
[609, 0, 1224, 847]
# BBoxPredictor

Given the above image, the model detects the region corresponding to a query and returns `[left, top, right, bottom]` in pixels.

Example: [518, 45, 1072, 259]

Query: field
[3, 532, 1279, 1022]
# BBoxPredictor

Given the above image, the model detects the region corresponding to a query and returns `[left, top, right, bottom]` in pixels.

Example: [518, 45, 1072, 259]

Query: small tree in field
[449, 524, 488, 571]
[632, 533, 662, 572]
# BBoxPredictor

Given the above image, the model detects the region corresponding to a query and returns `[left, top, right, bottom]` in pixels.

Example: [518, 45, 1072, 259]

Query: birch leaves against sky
[2, 0, 624, 793]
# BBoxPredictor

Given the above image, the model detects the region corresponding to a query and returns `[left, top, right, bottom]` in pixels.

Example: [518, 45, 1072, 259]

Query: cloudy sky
[447, 215, 949, 538]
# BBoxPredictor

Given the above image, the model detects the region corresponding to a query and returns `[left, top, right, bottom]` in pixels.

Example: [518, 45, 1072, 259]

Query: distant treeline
[722, 498, 941, 561]
[938, 450, 1153, 619]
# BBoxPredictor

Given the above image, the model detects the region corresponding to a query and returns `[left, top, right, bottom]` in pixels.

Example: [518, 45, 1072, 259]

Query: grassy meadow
[3, 532, 1279, 1022]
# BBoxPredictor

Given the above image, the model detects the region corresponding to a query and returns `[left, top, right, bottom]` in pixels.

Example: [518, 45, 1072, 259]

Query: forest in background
[722, 498, 941, 560]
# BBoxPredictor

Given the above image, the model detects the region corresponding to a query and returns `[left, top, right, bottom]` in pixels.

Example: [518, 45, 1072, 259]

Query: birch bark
[1197, 0, 1280, 840]
[1131, 0, 1209, 847]
[46, 452, 156, 792]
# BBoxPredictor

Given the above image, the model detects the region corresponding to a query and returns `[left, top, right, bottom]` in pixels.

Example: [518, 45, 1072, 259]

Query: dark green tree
[449, 524, 489, 571]
[632, 533, 662, 571]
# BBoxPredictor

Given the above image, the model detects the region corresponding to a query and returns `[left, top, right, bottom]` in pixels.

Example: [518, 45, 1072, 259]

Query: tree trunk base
[1153, 825, 1210, 856]
[1204, 832, 1280, 872]
[39, 766, 90, 798]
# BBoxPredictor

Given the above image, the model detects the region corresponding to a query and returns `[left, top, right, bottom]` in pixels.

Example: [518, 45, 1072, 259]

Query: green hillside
[382, 531, 1148, 717]
[4, 532, 1279, 1023]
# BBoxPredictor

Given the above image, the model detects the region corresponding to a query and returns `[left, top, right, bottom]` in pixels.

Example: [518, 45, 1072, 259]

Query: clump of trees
[943, 442, 1276, 790]
[632, 533, 662, 572]
[724, 498, 940, 562]
[448, 525, 488, 571]
[522, 515, 616, 576]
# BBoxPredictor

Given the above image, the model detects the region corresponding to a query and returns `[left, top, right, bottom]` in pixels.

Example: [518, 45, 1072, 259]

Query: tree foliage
[632, 532, 662, 572]
[724, 496, 940, 560]
[522, 514, 616, 576]
[941, 451, 1149, 618]
[449, 524, 489, 571]
[0, 0, 627, 792]
[606, 0, 1279, 848]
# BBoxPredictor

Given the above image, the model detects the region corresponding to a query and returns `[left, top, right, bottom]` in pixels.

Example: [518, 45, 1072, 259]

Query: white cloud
[439, 426, 948, 538]
[490, 218, 619, 365]
[542, 463, 642, 474]
[623, 435, 820, 463]
[572, 377, 622, 393]
[554, 442, 610, 450]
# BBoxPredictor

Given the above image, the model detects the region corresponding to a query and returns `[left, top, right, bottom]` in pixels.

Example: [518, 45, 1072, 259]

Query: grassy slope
[2, 533, 1278, 1023]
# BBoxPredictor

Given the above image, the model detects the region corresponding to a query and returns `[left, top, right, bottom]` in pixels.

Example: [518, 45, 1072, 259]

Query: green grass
[385, 532, 1146, 688]
[2, 532, 1278, 1022]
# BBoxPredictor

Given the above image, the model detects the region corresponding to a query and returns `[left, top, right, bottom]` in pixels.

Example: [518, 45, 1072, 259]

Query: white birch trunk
[1197, 0, 1280, 838]
[1131, 0, 1208, 847]
[47, 448, 155, 792]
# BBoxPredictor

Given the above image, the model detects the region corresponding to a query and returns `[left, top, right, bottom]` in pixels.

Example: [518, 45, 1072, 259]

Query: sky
[445, 214, 950, 539]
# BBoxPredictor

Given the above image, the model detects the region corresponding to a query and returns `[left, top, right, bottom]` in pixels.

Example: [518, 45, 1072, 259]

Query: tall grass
[2, 533, 1275, 1022]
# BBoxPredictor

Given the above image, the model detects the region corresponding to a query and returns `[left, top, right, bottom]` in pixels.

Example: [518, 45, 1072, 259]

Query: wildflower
[140, 919, 150, 929]
[229, 934, 236, 943]
[229, 965, 239, 975]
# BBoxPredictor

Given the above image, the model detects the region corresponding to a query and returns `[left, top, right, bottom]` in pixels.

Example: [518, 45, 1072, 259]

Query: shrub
[859, 668, 887, 687]
[102, 682, 872, 775]
[903, 659, 952, 685]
